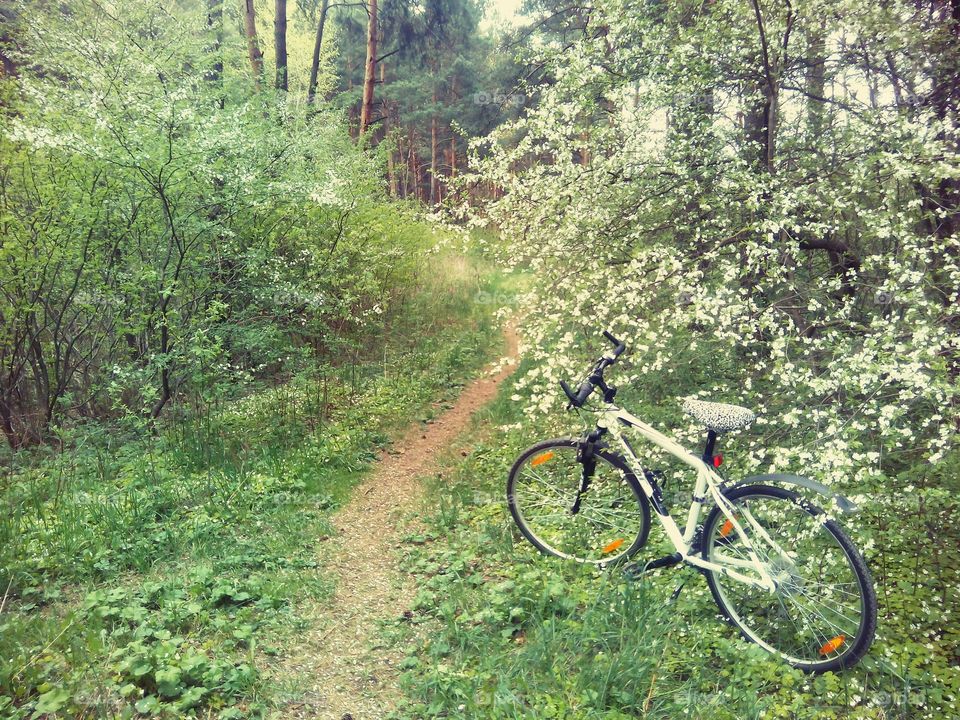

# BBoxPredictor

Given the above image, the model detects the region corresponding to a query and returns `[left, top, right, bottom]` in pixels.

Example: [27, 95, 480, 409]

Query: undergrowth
[0, 251, 506, 719]
[393, 354, 960, 719]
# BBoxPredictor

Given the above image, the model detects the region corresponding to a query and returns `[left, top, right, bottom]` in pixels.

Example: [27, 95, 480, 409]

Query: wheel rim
[706, 492, 868, 667]
[510, 445, 645, 564]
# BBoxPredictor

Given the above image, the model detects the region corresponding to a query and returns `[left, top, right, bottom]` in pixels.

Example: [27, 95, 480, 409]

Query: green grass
[392, 354, 960, 720]
[0, 251, 511, 719]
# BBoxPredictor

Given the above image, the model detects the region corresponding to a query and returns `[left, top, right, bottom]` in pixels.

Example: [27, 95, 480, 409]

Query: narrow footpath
[275, 326, 519, 719]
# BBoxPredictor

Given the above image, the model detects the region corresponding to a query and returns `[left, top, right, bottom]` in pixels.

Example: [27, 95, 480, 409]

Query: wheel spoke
[510, 445, 647, 563]
[707, 489, 870, 667]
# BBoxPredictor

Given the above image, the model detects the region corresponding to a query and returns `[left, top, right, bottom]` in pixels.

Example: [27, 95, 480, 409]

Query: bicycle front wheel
[702, 484, 877, 672]
[507, 438, 650, 565]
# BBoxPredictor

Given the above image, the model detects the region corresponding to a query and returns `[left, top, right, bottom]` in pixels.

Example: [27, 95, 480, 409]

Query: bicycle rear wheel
[702, 484, 877, 671]
[507, 438, 650, 565]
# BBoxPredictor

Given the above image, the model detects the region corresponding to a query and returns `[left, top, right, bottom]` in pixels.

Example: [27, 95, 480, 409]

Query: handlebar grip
[559, 380, 578, 405]
[603, 330, 626, 358]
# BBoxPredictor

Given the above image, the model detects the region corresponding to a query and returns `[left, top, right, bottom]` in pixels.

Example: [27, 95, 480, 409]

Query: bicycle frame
[595, 403, 778, 592]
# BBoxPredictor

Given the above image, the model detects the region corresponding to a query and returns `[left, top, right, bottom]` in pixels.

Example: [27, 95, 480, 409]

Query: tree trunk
[205, 0, 224, 108]
[244, 0, 264, 87]
[359, 0, 378, 134]
[805, 29, 826, 137]
[743, 79, 777, 172]
[274, 0, 288, 91]
[0, 394, 18, 450]
[381, 63, 398, 195]
[411, 128, 423, 201]
[430, 87, 439, 203]
[307, 0, 331, 105]
[387, 147, 397, 196]
[448, 75, 457, 179]
[747, 0, 779, 173]
[379, 60, 387, 140]
[150, 296, 174, 420]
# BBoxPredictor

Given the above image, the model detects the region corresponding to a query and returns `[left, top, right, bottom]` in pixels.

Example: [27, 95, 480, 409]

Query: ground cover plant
[395, 357, 959, 719]
[0, 248, 504, 719]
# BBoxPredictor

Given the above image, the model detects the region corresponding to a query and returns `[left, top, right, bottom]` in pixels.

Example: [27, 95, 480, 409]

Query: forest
[0, 0, 957, 718]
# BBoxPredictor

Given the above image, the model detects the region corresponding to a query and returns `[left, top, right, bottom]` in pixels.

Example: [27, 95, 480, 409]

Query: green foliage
[394, 373, 959, 718]
[0, 251, 504, 718]
[0, 0, 445, 447]
[462, 0, 959, 486]
[444, 2, 959, 711]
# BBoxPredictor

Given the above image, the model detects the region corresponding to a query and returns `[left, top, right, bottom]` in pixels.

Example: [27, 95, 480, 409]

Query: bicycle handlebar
[560, 330, 627, 408]
[560, 379, 595, 407]
[603, 330, 626, 359]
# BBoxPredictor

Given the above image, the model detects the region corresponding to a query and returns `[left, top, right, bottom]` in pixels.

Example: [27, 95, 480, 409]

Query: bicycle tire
[507, 437, 651, 566]
[701, 483, 877, 672]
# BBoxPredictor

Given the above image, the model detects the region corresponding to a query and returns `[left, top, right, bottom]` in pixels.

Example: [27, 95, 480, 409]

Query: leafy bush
[0, 0, 443, 447]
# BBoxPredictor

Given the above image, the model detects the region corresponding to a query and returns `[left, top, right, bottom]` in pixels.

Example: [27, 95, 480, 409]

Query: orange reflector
[819, 635, 846, 656]
[531, 451, 555, 467]
[719, 519, 734, 538]
[602, 539, 625, 554]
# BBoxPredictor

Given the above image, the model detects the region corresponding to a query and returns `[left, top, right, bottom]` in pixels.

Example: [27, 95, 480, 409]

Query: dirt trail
[274, 326, 518, 720]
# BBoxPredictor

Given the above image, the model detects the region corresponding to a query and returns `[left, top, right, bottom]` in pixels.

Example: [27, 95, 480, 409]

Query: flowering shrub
[459, 0, 958, 487]
[445, 0, 960, 713]
[0, 0, 434, 446]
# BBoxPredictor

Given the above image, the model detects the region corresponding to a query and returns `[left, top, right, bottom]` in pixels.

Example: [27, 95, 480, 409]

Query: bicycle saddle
[681, 398, 756, 433]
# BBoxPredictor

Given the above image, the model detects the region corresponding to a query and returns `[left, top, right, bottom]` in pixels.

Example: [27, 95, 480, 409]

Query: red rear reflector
[712, 455, 723, 468]
[819, 635, 846, 655]
[602, 539, 625, 554]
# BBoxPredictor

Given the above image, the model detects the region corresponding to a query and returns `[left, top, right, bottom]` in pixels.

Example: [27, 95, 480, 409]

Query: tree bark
[748, 0, 779, 173]
[205, 0, 224, 108]
[410, 128, 422, 201]
[448, 75, 457, 179]
[359, 0, 378, 134]
[380, 63, 399, 196]
[274, 0, 288, 91]
[307, 0, 331, 104]
[244, 0, 264, 87]
[0, 396, 18, 450]
[743, 83, 776, 171]
[387, 147, 397, 196]
[805, 28, 826, 137]
[429, 85, 439, 202]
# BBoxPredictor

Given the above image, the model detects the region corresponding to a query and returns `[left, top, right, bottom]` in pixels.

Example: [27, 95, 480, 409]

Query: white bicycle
[507, 331, 877, 672]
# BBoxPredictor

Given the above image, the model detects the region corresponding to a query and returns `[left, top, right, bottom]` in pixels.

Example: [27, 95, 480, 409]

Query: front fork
[570, 428, 602, 514]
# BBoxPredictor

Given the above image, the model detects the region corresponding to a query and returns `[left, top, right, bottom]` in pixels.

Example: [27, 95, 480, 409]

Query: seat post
[701, 429, 718, 464]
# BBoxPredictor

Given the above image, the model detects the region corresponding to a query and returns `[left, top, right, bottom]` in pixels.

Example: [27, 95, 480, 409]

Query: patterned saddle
[681, 398, 756, 433]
